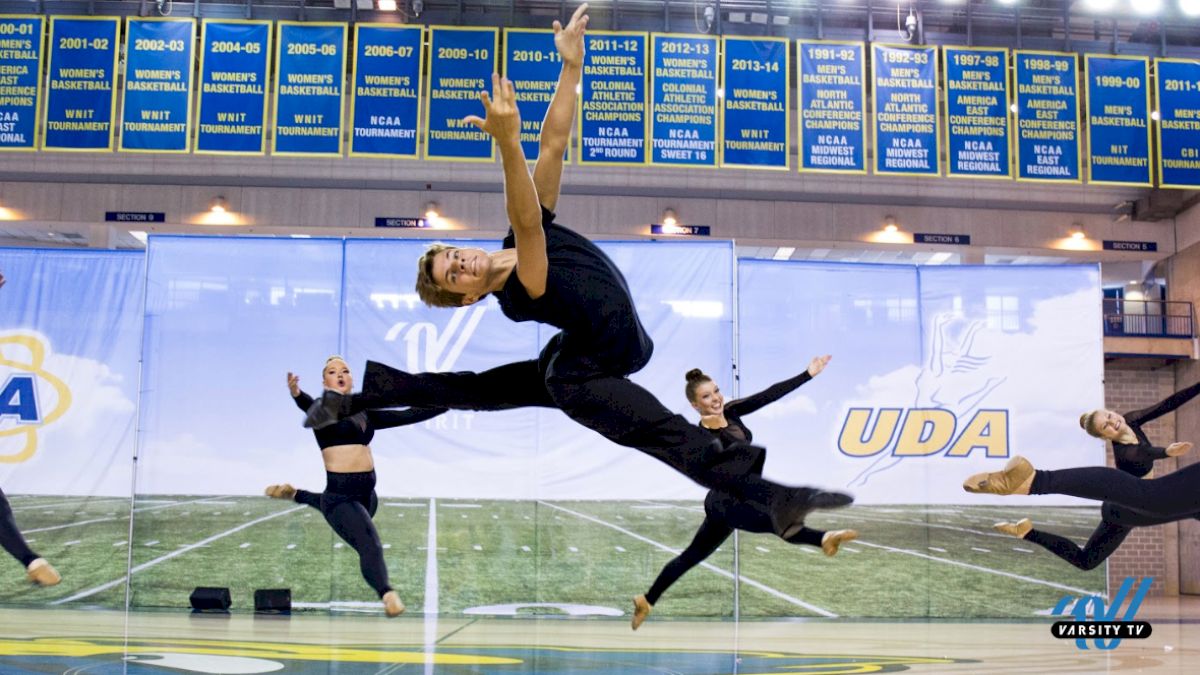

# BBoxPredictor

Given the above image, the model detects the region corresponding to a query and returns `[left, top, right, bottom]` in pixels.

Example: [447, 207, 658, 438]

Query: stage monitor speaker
[189, 586, 231, 612]
[254, 588, 292, 614]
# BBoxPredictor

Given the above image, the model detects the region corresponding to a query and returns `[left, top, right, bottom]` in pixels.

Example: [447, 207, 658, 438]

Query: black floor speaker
[254, 588, 292, 614]
[189, 586, 231, 613]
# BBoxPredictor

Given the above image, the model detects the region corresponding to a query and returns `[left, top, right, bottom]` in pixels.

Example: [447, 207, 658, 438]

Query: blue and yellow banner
[720, 36, 788, 170]
[1014, 51, 1081, 182]
[0, 15, 43, 151]
[119, 18, 195, 153]
[1155, 59, 1200, 189]
[1085, 55, 1151, 187]
[504, 29, 561, 162]
[872, 44, 940, 176]
[350, 24, 422, 158]
[580, 31, 647, 165]
[195, 20, 270, 155]
[425, 26, 497, 161]
[943, 46, 1010, 178]
[649, 33, 717, 168]
[272, 22, 346, 156]
[797, 40, 865, 174]
[41, 16, 118, 152]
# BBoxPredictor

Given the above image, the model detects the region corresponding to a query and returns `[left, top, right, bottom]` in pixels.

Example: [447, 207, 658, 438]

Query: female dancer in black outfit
[631, 356, 857, 629]
[0, 271, 60, 587]
[269, 357, 444, 616]
[307, 5, 850, 539]
[965, 381, 1199, 569]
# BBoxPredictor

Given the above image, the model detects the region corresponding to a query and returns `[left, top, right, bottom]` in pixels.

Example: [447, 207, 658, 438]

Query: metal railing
[1103, 299, 1195, 339]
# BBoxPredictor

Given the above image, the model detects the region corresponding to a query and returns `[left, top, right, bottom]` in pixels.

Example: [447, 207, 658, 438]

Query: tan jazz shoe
[963, 456, 1035, 495]
[382, 590, 405, 617]
[631, 594, 652, 631]
[993, 518, 1033, 539]
[264, 484, 297, 500]
[26, 558, 61, 586]
[821, 529, 859, 557]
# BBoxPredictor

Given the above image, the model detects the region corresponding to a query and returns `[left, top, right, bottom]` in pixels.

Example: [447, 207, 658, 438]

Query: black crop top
[700, 370, 814, 448]
[293, 391, 446, 449]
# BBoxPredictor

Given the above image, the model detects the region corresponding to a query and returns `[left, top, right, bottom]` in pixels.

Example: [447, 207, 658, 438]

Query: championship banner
[872, 44, 940, 176]
[649, 33, 717, 168]
[118, 18, 195, 153]
[349, 24, 422, 158]
[424, 26, 498, 161]
[272, 22, 346, 156]
[195, 20, 271, 155]
[41, 16, 118, 152]
[1014, 51, 1081, 182]
[943, 46, 1011, 179]
[580, 31, 647, 165]
[0, 15, 43, 151]
[504, 29, 561, 162]
[797, 40, 865, 174]
[1085, 55, 1151, 187]
[1155, 58, 1200, 189]
[720, 36, 788, 169]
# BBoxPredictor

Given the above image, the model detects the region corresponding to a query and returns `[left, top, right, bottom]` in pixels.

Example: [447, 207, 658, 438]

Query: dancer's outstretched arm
[532, 3, 587, 213]
[726, 354, 831, 418]
[1126, 380, 1200, 426]
[465, 74, 546, 299]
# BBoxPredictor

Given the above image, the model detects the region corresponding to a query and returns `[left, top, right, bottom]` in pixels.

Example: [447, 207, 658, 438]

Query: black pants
[295, 472, 391, 598]
[0, 487, 39, 568]
[1030, 462, 1200, 519]
[356, 359, 811, 536]
[644, 490, 826, 605]
[1024, 461, 1200, 570]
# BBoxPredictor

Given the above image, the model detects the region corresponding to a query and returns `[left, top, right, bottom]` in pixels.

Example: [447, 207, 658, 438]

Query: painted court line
[540, 501, 837, 618]
[854, 540, 1098, 596]
[23, 495, 235, 534]
[424, 498, 439, 614]
[53, 505, 306, 604]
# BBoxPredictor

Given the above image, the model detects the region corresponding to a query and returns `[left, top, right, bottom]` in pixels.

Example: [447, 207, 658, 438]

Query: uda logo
[0, 333, 71, 463]
[384, 305, 487, 373]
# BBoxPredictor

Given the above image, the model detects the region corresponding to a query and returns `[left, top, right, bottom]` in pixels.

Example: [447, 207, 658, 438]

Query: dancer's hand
[807, 354, 832, 377]
[554, 3, 589, 67]
[287, 372, 301, 398]
[1167, 441, 1193, 457]
[464, 74, 521, 145]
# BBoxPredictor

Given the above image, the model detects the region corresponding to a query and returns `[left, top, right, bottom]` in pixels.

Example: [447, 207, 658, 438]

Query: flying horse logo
[0, 332, 72, 463]
[384, 305, 488, 373]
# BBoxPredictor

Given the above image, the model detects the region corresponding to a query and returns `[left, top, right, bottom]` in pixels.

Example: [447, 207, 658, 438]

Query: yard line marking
[63, 540, 80, 546]
[383, 544, 392, 550]
[521, 546, 531, 552]
[854, 540, 1099, 596]
[754, 546, 770, 553]
[52, 505, 305, 604]
[442, 504, 481, 509]
[286, 544, 297, 550]
[928, 547, 947, 553]
[568, 546, 579, 553]
[424, 498, 439, 615]
[540, 501, 837, 618]
[1013, 547, 1034, 553]
[239, 543, 251, 549]
[334, 543, 344, 549]
[11, 497, 127, 513]
[971, 547, 992, 553]
[112, 541, 126, 547]
[23, 496, 235, 534]
[615, 546, 626, 553]
[143, 541, 159, 547]
[473, 545, 483, 551]
[843, 547, 861, 553]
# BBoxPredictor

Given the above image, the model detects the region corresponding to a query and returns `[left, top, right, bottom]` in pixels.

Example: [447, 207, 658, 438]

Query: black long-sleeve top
[1115, 380, 1200, 477]
[701, 370, 813, 449]
[293, 390, 446, 449]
